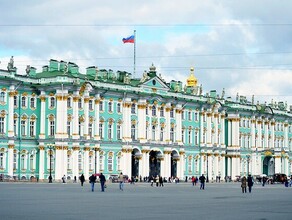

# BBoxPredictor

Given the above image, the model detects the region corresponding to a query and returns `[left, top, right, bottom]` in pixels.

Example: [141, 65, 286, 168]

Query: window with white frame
[89, 155, 93, 170]
[195, 131, 198, 145]
[30, 97, 36, 109]
[152, 105, 156, 116]
[188, 129, 192, 144]
[170, 109, 174, 118]
[0, 117, 4, 134]
[117, 124, 121, 140]
[188, 157, 192, 172]
[67, 97, 72, 108]
[117, 155, 121, 171]
[89, 123, 93, 138]
[67, 121, 71, 137]
[160, 127, 164, 141]
[49, 120, 55, 136]
[14, 96, 18, 107]
[29, 120, 35, 137]
[170, 127, 174, 142]
[181, 110, 185, 120]
[50, 97, 55, 108]
[67, 154, 71, 170]
[78, 98, 83, 109]
[117, 103, 121, 113]
[188, 111, 192, 121]
[160, 107, 164, 117]
[0, 92, 5, 102]
[99, 123, 103, 139]
[182, 129, 185, 143]
[21, 154, 25, 170]
[108, 123, 113, 139]
[30, 155, 34, 170]
[13, 153, 17, 169]
[195, 112, 198, 121]
[146, 106, 148, 115]
[21, 119, 26, 136]
[21, 96, 27, 108]
[0, 153, 4, 168]
[99, 154, 104, 171]
[131, 103, 136, 114]
[152, 125, 156, 141]
[131, 124, 136, 140]
[89, 100, 93, 111]
[99, 101, 103, 111]
[108, 155, 113, 171]
[108, 101, 113, 112]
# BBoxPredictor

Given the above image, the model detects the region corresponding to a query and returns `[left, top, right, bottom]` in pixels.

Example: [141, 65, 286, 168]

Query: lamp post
[206, 154, 209, 183]
[47, 144, 54, 183]
[247, 155, 250, 175]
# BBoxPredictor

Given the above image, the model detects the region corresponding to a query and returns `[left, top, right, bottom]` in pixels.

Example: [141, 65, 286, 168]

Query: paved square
[0, 182, 291, 220]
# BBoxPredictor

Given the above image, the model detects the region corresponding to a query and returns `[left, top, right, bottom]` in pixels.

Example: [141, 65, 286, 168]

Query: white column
[39, 94, 46, 139]
[72, 94, 79, 139]
[63, 146, 68, 178]
[72, 145, 79, 180]
[206, 112, 212, 146]
[228, 119, 232, 147]
[214, 154, 219, 179]
[55, 146, 62, 180]
[7, 144, 14, 176]
[137, 100, 146, 142]
[251, 118, 256, 148]
[160, 158, 165, 177]
[227, 157, 231, 177]
[94, 97, 100, 140]
[83, 147, 90, 180]
[175, 105, 182, 144]
[8, 90, 15, 137]
[214, 114, 218, 145]
[258, 120, 262, 148]
[271, 121, 275, 149]
[38, 145, 45, 180]
[220, 114, 225, 146]
[164, 150, 171, 178]
[220, 155, 226, 178]
[178, 151, 185, 179]
[284, 123, 288, 149]
[94, 146, 100, 174]
[122, 99, 131, 141]
[165, 104, 171, 142]
[200, 112, 205, 145]
[264, 121, 269, 149]
[83, 96, 90, 139]
[200, 155, 205, 175]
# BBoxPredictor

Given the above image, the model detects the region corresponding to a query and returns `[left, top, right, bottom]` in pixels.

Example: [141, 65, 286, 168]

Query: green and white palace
[0, 57, 292, 182]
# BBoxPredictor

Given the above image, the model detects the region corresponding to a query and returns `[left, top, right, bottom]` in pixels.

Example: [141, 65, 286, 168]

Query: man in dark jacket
[199, 174, 206, 190]
[89, 174, 97, 192]
[247, 175, 253, 193]
[99, 173, 106, 192]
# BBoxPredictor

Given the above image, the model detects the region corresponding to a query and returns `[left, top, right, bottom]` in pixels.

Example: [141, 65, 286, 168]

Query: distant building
[0, 58, 291, 182]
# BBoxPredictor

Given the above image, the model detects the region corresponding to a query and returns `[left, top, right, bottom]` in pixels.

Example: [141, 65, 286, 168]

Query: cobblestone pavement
[0, 182, 291, 220]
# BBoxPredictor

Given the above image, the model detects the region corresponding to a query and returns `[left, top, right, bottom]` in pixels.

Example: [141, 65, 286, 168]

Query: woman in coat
[241, 176, 247, 193]
[247, 175, 253, 193]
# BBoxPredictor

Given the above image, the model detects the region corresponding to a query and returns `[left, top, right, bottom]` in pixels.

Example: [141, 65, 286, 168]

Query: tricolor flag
[122, 35, 135, 43]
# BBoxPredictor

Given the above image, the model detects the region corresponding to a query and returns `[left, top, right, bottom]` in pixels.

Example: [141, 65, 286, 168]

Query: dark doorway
[131, 149, 141, 178]
[149, 150, 161, 177]
[171, 151, 179, 177]
[263, 156, 274, 176]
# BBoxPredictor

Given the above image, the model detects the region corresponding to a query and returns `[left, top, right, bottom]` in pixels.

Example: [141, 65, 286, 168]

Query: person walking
[159, 176, 164, 187]
[89, 174, 97, 192]
[155, 175, 159, 187]
[118, 172, 124, 191]
[199, 174, 206, 190]
[247, 174, 253, 193]
[62, 175, 66, 184]
[80, 174, 85, 186]
[241, 176, 247, 193]
[191, 176, 195, 186]
[99, 173, 106, 192]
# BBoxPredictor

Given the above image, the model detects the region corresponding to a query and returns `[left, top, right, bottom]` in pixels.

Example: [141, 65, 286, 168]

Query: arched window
[108, 101, 113, 112]
[108, 155, 113, 171]
[0, 92, 5, 102]
[0, 117, 4, 134]
[160, 107, 164, 117]
[160, 127, 164, 141]
[117, 103, 121, 113]
[67, 97, 72, 108]
[30, 155, 34, 170]
[89, 155, 93, 171]
[170, 127, 174, 142]
[131, 103, 136, 114]
[99, 101, 103, 111]
[30, 97, 35, 109]
[21, 155, 25, 170]
[21, 96, 26, 108]
[99, 154, 104, 171]
[78, 152, 83, 170]
[89, 100, 93, 111]
[108, 124, 112, 139]
[152, 125, 156, 141]
[188, 129, 192, 144]
[50, 97, 55, 108]
[67, 154, 71, 170]
[152, 105, 156, 116]
[131, 124, 136, 140]
[117, 124, 121, 140]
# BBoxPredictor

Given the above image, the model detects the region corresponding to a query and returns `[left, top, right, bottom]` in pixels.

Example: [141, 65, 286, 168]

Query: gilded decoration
[73, 96, 79, 102]
[1, 87, 7, 91]
[9, 91, 17, 97]
[138, 104, 146, 109]
[63, 146, 68, 150]
[171, 123, 175, 128]
[179, 151, 185, 156]
[72, 146, 80, 151]
[89, 151, 94, 156]
[30, 115, 36, 121]
[89, 116, 94, 123]
[84, 147, 90, 151]
[0, 110, 6, 117]
[21, 115, 28, 120]
[160, 122, 165, 128]
[163, 150, 171, 154]
[22, 92, 28, 97]
[79, 116, 85, 123]
[123, 103, 131, 108]
[67, 150, 72, 156]
[207, 112, 212, 117]
[84, 97, 90, 103]
[8, 144, 14, 149]
[55, 146, 63, 150]
[49, 93, 54, 97]
[141, 149, 150, 153]
[108, 152, 114, 157]
[48, 114, 54, 121]
[67, 114, 72, 122]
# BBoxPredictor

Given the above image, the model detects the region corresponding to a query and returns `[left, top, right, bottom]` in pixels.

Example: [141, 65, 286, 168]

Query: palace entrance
[149, 150, 161, 177]
[263, 156, 275, 176]
[131, 149, 141, 178]
[171, 151, 179, 178]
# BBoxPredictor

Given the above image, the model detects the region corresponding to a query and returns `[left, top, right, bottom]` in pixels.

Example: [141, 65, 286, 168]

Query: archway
[263, 156, 275, 176]
[171, 150, 179, 178]
[149, 150, 161, 177]
[131, 149, 141, 178]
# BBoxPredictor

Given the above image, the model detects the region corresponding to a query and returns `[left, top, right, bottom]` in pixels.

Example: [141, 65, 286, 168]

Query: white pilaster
[39, 93, 46, 139]
[8, 89, 15, 137]
[7, 144, 14, 176]
[38, 145, 45, 180]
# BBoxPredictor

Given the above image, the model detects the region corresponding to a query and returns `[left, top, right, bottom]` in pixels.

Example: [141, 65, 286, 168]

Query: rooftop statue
[221, 88, 225, 99]
[7, 56, 14, 71]
[140, 71, 149, 83]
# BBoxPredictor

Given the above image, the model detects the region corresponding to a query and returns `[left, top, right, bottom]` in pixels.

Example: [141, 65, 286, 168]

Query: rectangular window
[188, 111, 192, 121]
[14, 96, 18, 107]
[99, 123, 103, 139]
[170, 109, 174, 118]
[21, 97, 26, 108]
[108, 124, 112, 139]
[89, 123, 93, 138]
[99, 101, 103, 111]
[0, 118, 4, 134]
[30, 97, 35, 109]
[49, 121, 55, 136]
[21, 120, 26, 136]
[67, 97, 72, 108]
[89, 100, 93, 111]
[67, 122, 71, 137]
[117, 125, 121, 140]
[117, 103, 121, 113]
[195, 112, 198, 121]
[29, 121, 35, 137]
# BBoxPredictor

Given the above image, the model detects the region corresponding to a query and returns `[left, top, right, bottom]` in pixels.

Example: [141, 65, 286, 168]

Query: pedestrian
[247, 174, 253, 193]
[89, 174, 96, 192]
[191, 176, 195, 186]
[62, 175, 66, 184]
[118, 172, 124, 191]
[155, 175, 159, 187]
[199, 174, 206, 190]
[99, 173, 106, 192]
[150, 176, 154, 187]
[262, 176, 267, 187]
[80, 174, 85, 186]
[159, 176, 164, 187]
[73, 176, 77, 183]
[241, 176, 247, 193]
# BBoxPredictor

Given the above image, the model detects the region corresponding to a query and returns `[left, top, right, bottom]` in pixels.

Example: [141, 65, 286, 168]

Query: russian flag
[122, 35, 135, 43]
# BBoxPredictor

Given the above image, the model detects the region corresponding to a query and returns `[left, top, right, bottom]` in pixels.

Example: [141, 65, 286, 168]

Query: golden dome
[186, 67, 197, 87]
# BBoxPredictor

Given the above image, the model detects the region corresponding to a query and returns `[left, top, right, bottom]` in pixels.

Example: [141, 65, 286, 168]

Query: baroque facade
[0, 58, 292, 182]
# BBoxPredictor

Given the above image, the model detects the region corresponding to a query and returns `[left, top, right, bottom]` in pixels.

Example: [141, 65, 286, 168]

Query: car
[109, 174, 119, 183]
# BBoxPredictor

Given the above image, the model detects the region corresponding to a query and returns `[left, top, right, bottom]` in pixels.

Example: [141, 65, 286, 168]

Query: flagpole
[134, 30, 136, 78]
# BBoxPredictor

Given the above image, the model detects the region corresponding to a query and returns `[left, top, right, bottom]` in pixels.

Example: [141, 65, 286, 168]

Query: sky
[0, 0, 292, 107]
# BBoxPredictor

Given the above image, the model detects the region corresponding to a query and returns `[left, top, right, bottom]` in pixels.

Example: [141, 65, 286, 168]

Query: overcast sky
[0, 0, 292, 106]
